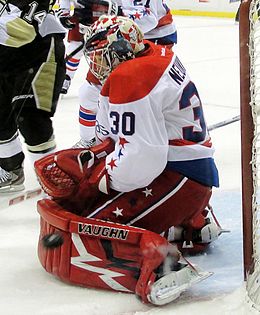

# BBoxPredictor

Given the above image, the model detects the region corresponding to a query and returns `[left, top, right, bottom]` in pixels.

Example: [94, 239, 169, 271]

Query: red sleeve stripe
[79, 107, 96, 127]
[157, 12, 173, 28]
[80, 106, 95, 115]
[169, 139, 212, 147]
[79, 118, 96, 127]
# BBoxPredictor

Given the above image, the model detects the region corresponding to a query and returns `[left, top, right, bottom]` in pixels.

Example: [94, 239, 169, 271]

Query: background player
[0, 1, 66, 192]
[58, 0, 177, 95]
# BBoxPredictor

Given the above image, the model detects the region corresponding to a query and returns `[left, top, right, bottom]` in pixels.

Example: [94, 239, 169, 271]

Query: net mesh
[246, 0, 260, 309]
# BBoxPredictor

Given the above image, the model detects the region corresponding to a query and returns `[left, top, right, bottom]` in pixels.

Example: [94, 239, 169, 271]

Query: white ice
[0, 16, 258, 315]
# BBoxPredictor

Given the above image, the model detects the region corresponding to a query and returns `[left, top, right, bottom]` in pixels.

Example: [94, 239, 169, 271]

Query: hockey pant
[67, 22, 84, 42]
[79, 170, 212, 236]
[85, 169, 215, 254]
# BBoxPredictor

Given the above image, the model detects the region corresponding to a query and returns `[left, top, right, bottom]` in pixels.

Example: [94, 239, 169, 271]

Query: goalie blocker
[38, 199, 212, 305]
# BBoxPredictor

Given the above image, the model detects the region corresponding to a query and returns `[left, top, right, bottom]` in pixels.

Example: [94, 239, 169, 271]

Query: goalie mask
[84, 15, 145, 82]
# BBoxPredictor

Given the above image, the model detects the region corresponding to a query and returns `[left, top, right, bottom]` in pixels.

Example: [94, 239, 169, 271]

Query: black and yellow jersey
[0, 0, 65, 48]
[0, 1, 66, 72]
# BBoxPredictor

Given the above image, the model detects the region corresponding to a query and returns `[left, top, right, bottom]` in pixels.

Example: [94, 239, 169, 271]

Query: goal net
[240, 0, 260, 309]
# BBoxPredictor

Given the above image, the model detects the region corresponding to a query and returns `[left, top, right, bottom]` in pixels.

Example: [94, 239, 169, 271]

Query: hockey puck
[41, 233, 64, 248]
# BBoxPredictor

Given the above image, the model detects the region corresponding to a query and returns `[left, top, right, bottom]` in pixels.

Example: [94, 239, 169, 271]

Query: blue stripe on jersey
[150, 31, 178, 45]
[166, 158, 219, 187]
[79, 111, 96, 121]
[67, 60, 80, 68]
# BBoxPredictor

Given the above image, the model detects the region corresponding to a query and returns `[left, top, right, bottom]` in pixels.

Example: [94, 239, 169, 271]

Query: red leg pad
[37, 199, 178, 302]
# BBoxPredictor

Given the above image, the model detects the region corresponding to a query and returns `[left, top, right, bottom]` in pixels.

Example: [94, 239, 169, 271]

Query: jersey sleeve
[121, 0, 160, 34]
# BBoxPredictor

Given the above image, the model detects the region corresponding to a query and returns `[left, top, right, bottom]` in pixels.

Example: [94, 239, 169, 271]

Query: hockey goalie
[35, 15, 222, 305]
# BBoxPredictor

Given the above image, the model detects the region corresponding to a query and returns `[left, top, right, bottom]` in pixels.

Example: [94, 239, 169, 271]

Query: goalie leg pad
[37, 198, 173, 295]
[37, 198, 212, 305]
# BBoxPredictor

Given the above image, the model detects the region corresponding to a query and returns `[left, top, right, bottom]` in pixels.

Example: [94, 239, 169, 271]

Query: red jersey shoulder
[101, 43, 173, 104]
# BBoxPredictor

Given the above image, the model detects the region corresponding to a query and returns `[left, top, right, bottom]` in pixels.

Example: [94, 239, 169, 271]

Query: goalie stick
[0, 187, 42, 211]
[65, 41, 85, 61]
[208, 115, 240, 131]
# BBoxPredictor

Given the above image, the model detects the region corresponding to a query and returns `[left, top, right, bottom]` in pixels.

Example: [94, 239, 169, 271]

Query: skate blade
[0, 184, 25, 194]
[148, 267, 213, 305]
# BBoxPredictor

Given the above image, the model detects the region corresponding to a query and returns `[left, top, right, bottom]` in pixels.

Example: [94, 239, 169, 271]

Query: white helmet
[84, 15, 145, 82]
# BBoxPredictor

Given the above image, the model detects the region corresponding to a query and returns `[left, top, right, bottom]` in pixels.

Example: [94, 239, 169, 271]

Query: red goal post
[240, 0, 260, 308]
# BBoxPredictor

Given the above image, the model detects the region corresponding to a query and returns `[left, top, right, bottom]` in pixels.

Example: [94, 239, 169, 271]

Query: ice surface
[1, 16, 258, 315]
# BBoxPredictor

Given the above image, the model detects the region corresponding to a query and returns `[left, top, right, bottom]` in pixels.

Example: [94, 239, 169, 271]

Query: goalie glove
[56, 8, 76, 30]
[74, 0, 119, 26]
[56, 151, 109, 212]
[34, 138, 114, 210]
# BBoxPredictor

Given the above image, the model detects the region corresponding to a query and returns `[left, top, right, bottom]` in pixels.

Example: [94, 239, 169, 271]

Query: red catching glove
[56, 150, 109, 212]
[35, 138, 114, 212]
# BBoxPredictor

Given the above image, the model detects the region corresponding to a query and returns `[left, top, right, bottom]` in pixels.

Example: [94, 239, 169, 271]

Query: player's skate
[72, 137, 96, 148]
[167, 205, 230, 253]
[60, 74, 71, 94]
[148, 258, 212, 305]
[0, 166, 25, 193]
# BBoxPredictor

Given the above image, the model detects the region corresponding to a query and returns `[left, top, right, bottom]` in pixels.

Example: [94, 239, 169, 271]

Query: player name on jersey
[169, 56, 186, 85]
[78, 223, 129, 240]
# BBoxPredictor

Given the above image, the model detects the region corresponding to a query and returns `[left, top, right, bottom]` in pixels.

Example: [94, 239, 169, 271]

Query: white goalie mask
[84, 15, 145, 82]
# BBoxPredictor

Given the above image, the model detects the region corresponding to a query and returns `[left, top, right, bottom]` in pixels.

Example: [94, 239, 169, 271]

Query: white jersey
[58, 0, 75, 10]
[58, 0, 176, 41]
[121, 0, 176, 40]
[96, 42, 219, 192]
